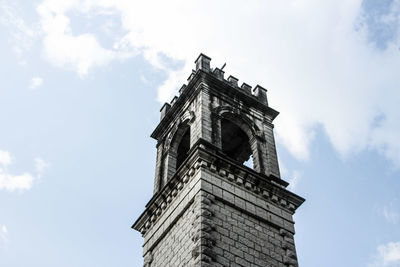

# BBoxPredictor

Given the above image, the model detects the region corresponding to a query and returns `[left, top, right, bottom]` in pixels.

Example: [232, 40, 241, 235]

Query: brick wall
[148, 200, 196, 267]
[199, 166, 299, 267]
[138, 159, 301, 267]
[211, 199, 298, 267]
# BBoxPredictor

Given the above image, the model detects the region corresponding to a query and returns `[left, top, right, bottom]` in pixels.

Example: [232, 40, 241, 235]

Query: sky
[0, 0, 399, 266]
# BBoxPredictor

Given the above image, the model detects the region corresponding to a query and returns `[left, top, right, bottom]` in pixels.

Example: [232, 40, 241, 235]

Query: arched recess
[214, 106, 265, 173]
[176, 127, 190, 169]
[214, 106, 261, 137]
[221, 118, 252, 164]
[163, 118, 192, 184]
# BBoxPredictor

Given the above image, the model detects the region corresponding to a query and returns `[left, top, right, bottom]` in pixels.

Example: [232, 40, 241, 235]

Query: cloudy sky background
[1, 0, 399, 266]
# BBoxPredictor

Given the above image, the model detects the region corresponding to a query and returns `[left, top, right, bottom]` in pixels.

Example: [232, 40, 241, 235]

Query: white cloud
[287, 171, 302, 192]
[34, 157, 49, 179]
[0, 169, 34, 192]
[36, 0, 134, 77]
[0, 2, 38, 64]
[370, 242, 400, 267]
[383, 205, 400, 224]
[0, 224, 8, 249]
[29, 76, 43, 89]
[0, 150, 12, 166]
[139, 74, 149, 85]
[280, 162, 301, 192]
[0, 150, 45, 192]
[2, 225, 7, 235]
[24, 0, 400, 167]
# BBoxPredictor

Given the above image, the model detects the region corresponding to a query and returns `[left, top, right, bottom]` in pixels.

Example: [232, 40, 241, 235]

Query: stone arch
[214, 106, 261, 138]
[213, 106, 265, 173]
[169, 120, 190, 168]
[163, 112, 194, 183]
[165, 111, 194, 151]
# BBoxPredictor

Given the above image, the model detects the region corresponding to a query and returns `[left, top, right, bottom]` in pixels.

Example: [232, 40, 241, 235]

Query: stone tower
[132, 54, 305, 267]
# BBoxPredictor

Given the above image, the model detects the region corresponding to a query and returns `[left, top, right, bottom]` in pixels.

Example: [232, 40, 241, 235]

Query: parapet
[240, 83, 252, 95]
[160, 53, 271, 120]
[213, 67, 225, 80]
[195, 53, 211, 72]
[253, 85, 268, 105]
[160, 102, 171, 120]
[227, 75, 239, 87]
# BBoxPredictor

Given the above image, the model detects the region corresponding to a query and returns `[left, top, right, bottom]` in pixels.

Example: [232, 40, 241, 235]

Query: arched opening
[221, 118, 253, 167]
[176, 128, 190, 170]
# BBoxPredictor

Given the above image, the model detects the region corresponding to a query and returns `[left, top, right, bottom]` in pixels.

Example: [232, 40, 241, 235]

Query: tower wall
[133, 54, 304, 267]
[198, 165, 299, 267]
[138, 154, 300, 267]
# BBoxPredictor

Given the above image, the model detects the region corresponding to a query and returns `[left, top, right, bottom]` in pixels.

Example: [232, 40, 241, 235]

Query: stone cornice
[132, 140, 305, 235]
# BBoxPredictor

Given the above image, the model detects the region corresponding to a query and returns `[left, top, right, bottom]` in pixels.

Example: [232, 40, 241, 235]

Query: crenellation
[170, 96, 178, 106]
[159, 102, 171, 120]
[241, 82, 252, 94]
[213, 67, 225, 80]
[187, 69, 196, 83]
[178, 84, 187, 95]
[227, 75, 239, 87]
[195, 53, 211, 72]
[253, 85, 269, 106]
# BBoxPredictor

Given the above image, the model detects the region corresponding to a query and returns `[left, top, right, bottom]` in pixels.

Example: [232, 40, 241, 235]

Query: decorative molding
[137, 154, 303, 235]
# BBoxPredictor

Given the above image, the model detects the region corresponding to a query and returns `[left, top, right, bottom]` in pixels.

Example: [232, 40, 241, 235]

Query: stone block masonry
[199, 163, 300, 267]
[133, 53, 304, 267]
[135, 154, 302, 267]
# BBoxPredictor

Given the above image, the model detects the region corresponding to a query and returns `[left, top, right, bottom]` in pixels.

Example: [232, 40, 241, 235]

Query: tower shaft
[133, 54, 304, 267]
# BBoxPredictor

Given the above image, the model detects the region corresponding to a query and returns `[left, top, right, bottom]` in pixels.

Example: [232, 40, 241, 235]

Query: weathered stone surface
[132, 53, 305, 267]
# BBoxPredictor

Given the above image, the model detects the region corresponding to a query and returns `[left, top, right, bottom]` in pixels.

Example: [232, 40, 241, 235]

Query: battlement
[160, 53, 270, 120]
